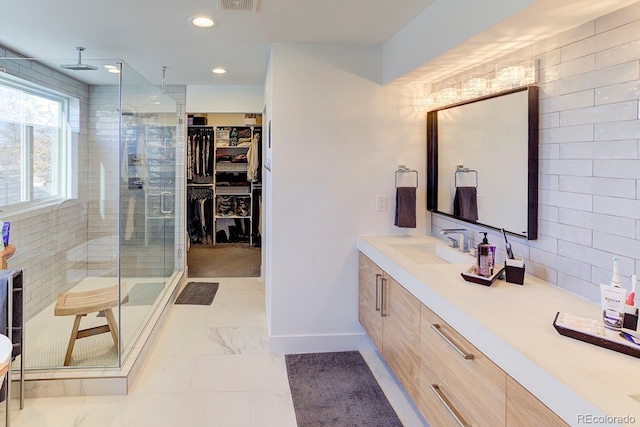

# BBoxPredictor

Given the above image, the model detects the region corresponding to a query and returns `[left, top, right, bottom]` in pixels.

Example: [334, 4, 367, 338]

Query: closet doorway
[186, 112, 263, 278]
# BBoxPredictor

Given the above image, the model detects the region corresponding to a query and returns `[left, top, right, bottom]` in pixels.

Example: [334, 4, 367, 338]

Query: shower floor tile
[25, 276, 168, 369]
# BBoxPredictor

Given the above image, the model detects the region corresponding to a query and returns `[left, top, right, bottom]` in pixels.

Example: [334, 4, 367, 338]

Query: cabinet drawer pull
[431, 324, 474, 360]
[375, 274, 381, 312]
[380, 277, 387, 317]
[430, 384, 470, 427]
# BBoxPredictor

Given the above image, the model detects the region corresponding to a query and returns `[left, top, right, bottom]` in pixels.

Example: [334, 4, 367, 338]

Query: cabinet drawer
[506, 376, 568, 427]
[418, 360, 476, 427]
[421, 304, 506, 427]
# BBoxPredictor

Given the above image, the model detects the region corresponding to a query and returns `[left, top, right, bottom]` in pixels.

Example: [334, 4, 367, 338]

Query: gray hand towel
[395, 187, 416, 228]
[453, 186, 478, 222]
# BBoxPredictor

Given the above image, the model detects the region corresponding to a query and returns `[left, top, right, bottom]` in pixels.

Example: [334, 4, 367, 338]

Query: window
[0, 76, 70, 210]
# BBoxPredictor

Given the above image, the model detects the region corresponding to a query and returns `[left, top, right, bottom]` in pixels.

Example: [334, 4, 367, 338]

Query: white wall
[186, 85, 264, 113]
[432, 2, 640, 303]
[382, 0, 536, 84]
[266, 44, 429, 353]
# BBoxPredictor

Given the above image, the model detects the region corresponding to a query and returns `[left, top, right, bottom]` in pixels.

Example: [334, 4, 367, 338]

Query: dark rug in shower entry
[175, 282, 219, 305]
[285, 351, 402, 427]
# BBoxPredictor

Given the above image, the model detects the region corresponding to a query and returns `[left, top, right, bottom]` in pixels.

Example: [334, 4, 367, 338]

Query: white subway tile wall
[1, 48, 91, 319]
[433, 2, 640, 302]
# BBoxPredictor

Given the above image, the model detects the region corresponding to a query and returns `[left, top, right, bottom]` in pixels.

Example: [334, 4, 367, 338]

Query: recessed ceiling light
[104, 64, 120, 74]
[191, 16, 216, 28]
[212, 68, 227, 74]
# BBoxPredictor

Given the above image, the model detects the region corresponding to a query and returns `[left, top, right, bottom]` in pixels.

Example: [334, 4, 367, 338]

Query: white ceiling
[0, 0, 637, 87]
[0, 0, 435, 86]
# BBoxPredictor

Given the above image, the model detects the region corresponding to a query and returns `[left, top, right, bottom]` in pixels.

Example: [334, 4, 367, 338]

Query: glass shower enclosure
[0, 55, 183, 371]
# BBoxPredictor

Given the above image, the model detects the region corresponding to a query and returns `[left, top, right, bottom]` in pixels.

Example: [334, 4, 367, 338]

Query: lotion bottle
[477, 232, 492, 277]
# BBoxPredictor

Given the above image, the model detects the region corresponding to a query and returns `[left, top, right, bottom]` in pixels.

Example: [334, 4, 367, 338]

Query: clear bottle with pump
[477, 232, 492, 277]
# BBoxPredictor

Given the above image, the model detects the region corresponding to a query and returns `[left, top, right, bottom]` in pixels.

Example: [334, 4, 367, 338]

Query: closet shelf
[216, 144, 250, 149]
[188, 121, 261, 246]
[215, 186, 251, 195]
[216, 163, 248, 172]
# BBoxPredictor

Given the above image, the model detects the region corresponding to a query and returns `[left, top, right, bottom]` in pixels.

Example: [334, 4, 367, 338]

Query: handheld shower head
[60, 47, 98, 71]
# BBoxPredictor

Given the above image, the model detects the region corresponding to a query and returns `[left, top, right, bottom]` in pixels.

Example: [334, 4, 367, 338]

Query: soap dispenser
[477, 232, 492, 277]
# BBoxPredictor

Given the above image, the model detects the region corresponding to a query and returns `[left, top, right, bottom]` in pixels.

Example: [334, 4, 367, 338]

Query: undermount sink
[390, 241, 473, 265]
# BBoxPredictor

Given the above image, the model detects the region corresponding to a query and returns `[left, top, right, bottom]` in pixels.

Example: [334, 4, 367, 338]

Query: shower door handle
[160, 191, 173, 214]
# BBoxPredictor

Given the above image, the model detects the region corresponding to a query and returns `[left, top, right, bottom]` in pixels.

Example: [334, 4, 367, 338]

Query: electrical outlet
[376, 195, 388, 212]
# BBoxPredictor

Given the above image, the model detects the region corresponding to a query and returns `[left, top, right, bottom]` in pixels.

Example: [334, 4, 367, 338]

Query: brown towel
[394, 187, 416, 228]
[453, 187, 478, 222]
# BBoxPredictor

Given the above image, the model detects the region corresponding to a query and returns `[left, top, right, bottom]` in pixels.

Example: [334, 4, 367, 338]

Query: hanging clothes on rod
[187, 127, 215, 183]
[187, 186, 214, 244]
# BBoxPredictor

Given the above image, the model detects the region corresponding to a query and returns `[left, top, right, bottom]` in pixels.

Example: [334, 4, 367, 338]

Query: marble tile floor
[4, 277, 426, 427]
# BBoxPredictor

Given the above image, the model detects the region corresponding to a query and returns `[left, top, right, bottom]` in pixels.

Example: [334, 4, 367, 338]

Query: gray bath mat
[285, 351, 402, 427]
[175, 282, 219, 305]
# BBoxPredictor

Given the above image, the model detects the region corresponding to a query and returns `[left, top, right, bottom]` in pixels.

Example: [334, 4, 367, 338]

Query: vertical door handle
[374, 274, 381, 312]
[380, 277, 387, 317]
[160, 191, 173, 214]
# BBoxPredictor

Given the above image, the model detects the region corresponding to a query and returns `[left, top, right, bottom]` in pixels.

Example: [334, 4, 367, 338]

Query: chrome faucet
[440, 228, 470, 252]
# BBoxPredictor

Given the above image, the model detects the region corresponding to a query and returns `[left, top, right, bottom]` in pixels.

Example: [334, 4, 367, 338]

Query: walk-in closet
[186, 113, 263, 277]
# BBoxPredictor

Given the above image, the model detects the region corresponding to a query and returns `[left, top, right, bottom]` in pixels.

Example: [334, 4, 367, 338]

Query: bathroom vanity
[358, 234, 640, 427]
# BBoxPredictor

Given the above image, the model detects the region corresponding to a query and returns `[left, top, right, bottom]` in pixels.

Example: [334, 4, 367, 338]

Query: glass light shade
[461, 76, 487, 98]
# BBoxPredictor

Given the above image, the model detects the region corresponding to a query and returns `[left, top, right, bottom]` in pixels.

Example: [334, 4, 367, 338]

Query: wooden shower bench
[54, 285, 119, 366]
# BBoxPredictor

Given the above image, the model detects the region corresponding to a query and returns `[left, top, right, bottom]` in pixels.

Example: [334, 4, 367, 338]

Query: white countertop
[357, 234, 640, 427]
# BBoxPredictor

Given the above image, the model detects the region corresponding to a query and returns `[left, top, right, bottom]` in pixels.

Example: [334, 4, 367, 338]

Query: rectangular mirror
[427, 86, 538, 239]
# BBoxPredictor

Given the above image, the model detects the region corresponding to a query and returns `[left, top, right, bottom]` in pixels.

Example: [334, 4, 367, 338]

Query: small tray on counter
[460, 265, 505, 286]
[553, 312, 640, 359]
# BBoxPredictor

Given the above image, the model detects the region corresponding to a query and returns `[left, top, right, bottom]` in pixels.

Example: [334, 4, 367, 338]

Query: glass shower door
[119, 64, 179, 362]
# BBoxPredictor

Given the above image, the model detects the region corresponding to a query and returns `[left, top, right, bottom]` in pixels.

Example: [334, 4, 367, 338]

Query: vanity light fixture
[461, 76, 488, 98]
[191, 16, 216, 28]
[212, 67, 227, 74]
[417, 58, 538, 111]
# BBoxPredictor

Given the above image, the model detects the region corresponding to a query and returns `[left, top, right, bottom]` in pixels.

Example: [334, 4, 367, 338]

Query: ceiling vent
[218, 0, 257, 11]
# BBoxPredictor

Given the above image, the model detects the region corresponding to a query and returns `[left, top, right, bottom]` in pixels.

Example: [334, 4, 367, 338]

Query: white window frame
[0, 74, 71, 213]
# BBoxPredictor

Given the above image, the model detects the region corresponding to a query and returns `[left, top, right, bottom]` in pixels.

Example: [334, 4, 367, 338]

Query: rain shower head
[60, 47, 98, 71]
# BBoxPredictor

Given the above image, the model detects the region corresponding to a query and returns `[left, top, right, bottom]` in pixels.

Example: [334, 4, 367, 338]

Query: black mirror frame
[426, 86, 539, 240]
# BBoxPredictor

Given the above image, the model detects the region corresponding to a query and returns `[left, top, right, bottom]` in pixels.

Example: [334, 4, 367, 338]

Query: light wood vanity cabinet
[420, 304, 506, 426]
[358, 253, 384, 350]
[383, 274, 421, 401]
[358, 254, 421, 401]
[506, 376, 569, 427]
[358, 251, 568, 427]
